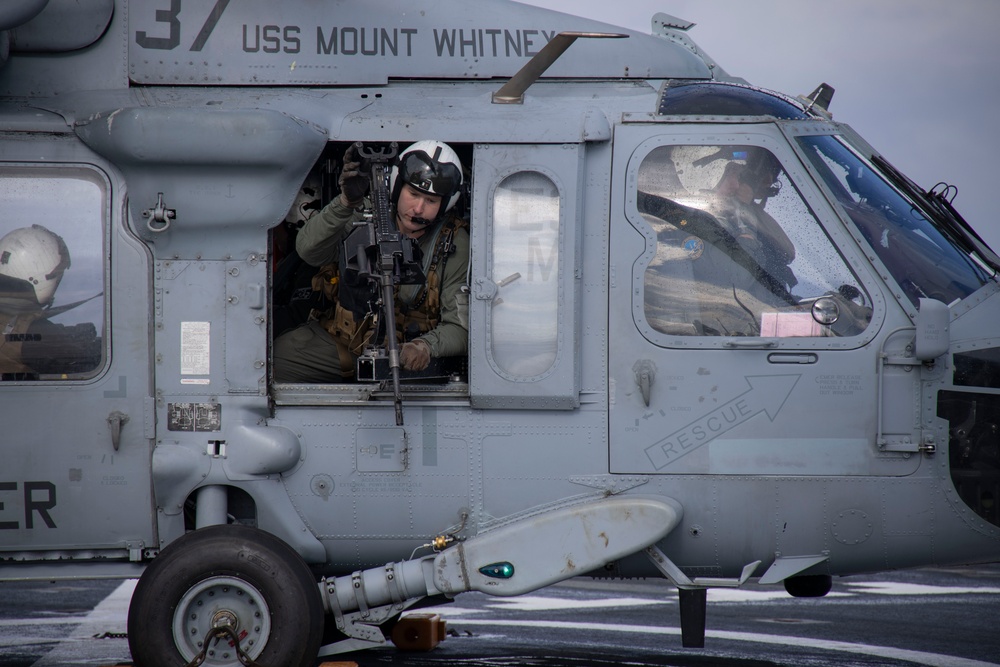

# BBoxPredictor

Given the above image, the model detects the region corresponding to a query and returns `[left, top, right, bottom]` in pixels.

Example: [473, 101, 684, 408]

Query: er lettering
[0, 481, 57, 529]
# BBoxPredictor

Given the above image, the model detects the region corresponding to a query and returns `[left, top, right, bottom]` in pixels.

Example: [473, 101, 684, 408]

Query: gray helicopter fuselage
[0, 0, 997, 661]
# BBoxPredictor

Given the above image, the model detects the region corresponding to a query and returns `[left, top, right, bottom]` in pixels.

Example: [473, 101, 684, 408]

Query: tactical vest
[312, 215, 466, 357]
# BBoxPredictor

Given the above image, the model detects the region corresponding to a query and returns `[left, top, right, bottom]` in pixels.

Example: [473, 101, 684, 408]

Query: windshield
[796, 135, 995, 308]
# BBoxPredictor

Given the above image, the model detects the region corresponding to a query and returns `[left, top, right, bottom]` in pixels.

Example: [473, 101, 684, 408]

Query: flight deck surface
[3, 564, 998, 667]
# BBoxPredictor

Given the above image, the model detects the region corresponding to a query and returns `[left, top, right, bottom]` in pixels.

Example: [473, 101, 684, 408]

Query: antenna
[803, 82, 835, 113]
[492, 31, 627, 104]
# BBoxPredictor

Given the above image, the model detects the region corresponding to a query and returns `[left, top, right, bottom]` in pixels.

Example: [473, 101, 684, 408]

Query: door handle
[107, 411, 129, 451]
[632, 359, 656, 407]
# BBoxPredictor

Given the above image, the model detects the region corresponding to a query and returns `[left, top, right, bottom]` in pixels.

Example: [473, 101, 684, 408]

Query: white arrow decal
[644, 375, 800, 470]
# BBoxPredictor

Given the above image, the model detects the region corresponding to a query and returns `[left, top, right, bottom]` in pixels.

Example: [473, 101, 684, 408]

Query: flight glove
[400, 339, 431, 371]
[339, 144, 369, 206]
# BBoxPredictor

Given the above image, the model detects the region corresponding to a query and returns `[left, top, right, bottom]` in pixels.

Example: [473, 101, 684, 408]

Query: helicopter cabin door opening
[271, 139, 589, 413]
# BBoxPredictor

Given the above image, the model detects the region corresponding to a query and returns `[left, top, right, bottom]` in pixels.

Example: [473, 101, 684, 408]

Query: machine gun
[341, 142, 425, 425]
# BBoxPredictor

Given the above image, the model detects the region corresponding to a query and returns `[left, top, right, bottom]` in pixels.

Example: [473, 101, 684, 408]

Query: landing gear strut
[646, 544, 760, 649]
[678, 588, 707, 648]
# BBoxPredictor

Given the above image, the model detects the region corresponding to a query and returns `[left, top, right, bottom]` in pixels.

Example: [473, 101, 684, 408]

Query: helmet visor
[400, 151, 462, 200]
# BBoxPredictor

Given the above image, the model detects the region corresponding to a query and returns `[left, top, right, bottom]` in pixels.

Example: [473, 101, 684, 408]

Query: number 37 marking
[134, 0, 231, 52]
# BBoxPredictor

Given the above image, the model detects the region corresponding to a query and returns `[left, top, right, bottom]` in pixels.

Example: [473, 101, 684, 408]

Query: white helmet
[0, 225, 71, 306]
[390, 140, 463, 222]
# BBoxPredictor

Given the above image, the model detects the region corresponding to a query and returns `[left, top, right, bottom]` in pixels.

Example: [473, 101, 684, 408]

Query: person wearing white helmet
[0, 223, 71, 310]
[273, 140, 469, 382]
[0, 224, 101, 378]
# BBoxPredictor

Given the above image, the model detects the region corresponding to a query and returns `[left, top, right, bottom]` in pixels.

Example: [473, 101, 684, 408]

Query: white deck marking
[486, 595, 670, 612]
[31, 579, 135, 667]
[449, 618, 1000, 667]
[845, 581, 1000, 596]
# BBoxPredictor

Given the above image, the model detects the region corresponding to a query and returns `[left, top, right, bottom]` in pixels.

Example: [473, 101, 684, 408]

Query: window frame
[0, 162, 110, 381]
[624, 126, 885, 352]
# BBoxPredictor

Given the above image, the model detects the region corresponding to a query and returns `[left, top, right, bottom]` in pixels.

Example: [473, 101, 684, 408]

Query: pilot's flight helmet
[390, 140, 463, 222]
[0, 224, 71, 306]
[675, 145, 781, 200]
[740, 148, 782, 199]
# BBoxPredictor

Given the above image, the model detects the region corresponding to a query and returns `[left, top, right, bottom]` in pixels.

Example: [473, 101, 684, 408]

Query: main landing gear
[127, 525, 324, 667]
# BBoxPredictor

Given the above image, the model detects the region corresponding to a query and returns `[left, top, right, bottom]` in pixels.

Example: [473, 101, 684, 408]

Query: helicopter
[0, 0, 998, 665]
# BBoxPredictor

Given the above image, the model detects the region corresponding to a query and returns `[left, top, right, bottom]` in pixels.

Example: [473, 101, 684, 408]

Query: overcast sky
[522, 0, 1000, 253]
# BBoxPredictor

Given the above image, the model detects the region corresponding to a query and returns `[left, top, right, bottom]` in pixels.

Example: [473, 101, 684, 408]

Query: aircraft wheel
[783, 573, 832, 597]
[128, 524, 323, 667]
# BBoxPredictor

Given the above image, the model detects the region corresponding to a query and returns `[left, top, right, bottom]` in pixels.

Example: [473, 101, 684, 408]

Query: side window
[489, 171, 559, 377]
[635, 145, 872, 340]
[0, 167, 105, 379]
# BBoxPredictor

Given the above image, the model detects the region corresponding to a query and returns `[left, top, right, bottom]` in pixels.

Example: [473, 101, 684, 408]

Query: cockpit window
[796, 135, 993, 308]
[636, 144, 872, 339]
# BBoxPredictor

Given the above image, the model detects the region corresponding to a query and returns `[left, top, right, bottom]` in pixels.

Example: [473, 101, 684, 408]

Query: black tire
[783, 573, 833, 598]
[128, 524, 324, 667]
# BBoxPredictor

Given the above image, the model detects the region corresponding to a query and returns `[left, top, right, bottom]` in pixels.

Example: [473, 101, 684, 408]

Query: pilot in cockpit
[638, 146, 797, 294]
[701, 148, 797, 291]
[638, 144, 872, 339]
